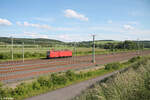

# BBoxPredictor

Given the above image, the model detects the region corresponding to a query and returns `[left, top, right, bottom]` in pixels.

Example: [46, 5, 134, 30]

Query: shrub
[65, 70, 76, 81]
[14, 53, 22, 58]
[132, 58, 148, 70]
[24, 52, 32, 58]
[37, 77, 52, 88]
[0, 53, 4, 59]
[32, 81, 41, 90]
[51, 74, 67, 85]
[15, 83, 29, 96]
[0, 82, 3, 88]
[105, 62, 122, 70]
[128, 56, 141, 63]
[144, 77, 150, 90]
[0, 53, 10, 59]
[0, 88, 12, 98]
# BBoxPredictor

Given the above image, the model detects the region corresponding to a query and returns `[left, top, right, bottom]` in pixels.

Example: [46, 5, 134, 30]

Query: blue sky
[0, 0, 150, 41]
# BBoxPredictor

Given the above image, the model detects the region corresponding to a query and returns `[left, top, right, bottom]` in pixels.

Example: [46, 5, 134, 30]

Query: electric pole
[11, 36, 13, 61]
[92, 35, 95, 63]
[73, 42, 76, 63]
[22, 42, 24, 63]
[137, 38, 140, 55]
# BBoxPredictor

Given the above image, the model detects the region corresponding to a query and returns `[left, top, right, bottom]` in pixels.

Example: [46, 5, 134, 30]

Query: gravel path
[26, 70, 120, 100]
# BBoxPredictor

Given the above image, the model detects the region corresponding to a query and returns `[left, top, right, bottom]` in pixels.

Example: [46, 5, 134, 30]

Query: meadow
[0, 45, 130, 61]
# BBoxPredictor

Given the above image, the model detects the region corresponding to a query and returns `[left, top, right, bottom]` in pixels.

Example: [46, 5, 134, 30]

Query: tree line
[68, 40, 145, 50]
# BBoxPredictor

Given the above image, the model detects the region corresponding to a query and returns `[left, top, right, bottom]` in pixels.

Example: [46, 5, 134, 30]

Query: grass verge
[73, 56, 150, 100]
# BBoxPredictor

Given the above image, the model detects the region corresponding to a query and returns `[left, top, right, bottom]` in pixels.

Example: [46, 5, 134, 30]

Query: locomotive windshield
[47, 51, 50, 56]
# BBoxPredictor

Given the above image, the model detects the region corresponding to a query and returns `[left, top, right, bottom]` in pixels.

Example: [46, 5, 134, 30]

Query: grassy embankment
[73, 56, 150, 100]
[0, 56, 142, 100]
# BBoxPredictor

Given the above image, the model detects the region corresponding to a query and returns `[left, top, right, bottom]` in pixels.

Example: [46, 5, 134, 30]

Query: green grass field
[0, 45, 139, 62]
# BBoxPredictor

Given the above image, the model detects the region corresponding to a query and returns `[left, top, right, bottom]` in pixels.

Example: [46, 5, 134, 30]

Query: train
[47, 50, 72, 58]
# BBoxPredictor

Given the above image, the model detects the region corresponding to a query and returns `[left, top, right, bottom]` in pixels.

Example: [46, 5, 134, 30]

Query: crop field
[0, 50, 150, 84]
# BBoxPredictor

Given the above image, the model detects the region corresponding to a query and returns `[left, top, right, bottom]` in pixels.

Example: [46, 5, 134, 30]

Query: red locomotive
[47, 50, 72, 58]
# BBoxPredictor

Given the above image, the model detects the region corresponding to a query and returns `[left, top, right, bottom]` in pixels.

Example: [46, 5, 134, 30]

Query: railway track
[0, 50, 149, 84]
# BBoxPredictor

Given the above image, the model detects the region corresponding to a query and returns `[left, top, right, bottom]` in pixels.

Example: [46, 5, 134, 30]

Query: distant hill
[0, 37, 150, 48]
[0, 37, 64, 46]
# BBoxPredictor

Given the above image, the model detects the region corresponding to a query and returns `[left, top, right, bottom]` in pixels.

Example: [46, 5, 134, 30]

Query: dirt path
[25, 70, 120, 100]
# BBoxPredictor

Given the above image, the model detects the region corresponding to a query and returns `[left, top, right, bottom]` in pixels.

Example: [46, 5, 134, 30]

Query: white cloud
[90, 26, 124, 33]
[107, 20, 112, 24]
[0, 18, 12, 26]
[16, 21, 22, 26]
[54, 27, 74, 31]
[58, 34, 91, 42]
[23, 21, 52, 29]
[127, 21, 139, 25]
[17, 21, 74, 31]
[23, 32, 48, 38]
[123, 24, 134, 30]
[33, 17, 54, 22]
[64, 9, 88, 21]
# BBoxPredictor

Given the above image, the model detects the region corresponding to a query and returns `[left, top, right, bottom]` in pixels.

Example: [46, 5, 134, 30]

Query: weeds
[74, 56, 150, 100]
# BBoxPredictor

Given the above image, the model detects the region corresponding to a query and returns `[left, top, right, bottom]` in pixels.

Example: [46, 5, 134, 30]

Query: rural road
[26, 70, 120, 100]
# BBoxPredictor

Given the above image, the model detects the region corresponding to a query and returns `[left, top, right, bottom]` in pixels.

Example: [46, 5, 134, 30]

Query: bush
[32, 81, 41, 90]
[0, 88, 12, 98]
[37, 77, 52, 88]
[128, 56, 141, 63]
[132, 57, 149, 70]
[24, 52, 32, 58]
[0, 82, 3, 88]
[14, 83, 29, 96]
[14, 53, 22, 58]
[65, 70, 76, 81]
[0, 53, 10, 59]
[105, 62, 122, 70]
[51, 74, 67, 85]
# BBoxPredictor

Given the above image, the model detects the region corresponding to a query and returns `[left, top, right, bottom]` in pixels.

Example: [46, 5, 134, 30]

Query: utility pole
[11, 36, 13, 61]
[92, 35, 95, 63]
[124, 40, 125, 51]
[73, 42, 76, 63]
[22, 42, 24, 63]
[137, 38, 140, 55]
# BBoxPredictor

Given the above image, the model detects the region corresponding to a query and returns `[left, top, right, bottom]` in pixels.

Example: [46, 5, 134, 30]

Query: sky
[0, 0, 150, 42]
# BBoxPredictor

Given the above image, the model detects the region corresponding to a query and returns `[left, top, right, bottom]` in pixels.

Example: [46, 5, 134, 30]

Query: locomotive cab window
[47, 51, 50, 56]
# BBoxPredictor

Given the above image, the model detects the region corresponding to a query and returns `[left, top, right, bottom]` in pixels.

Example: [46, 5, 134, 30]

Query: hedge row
[0, 52, 46, 60]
